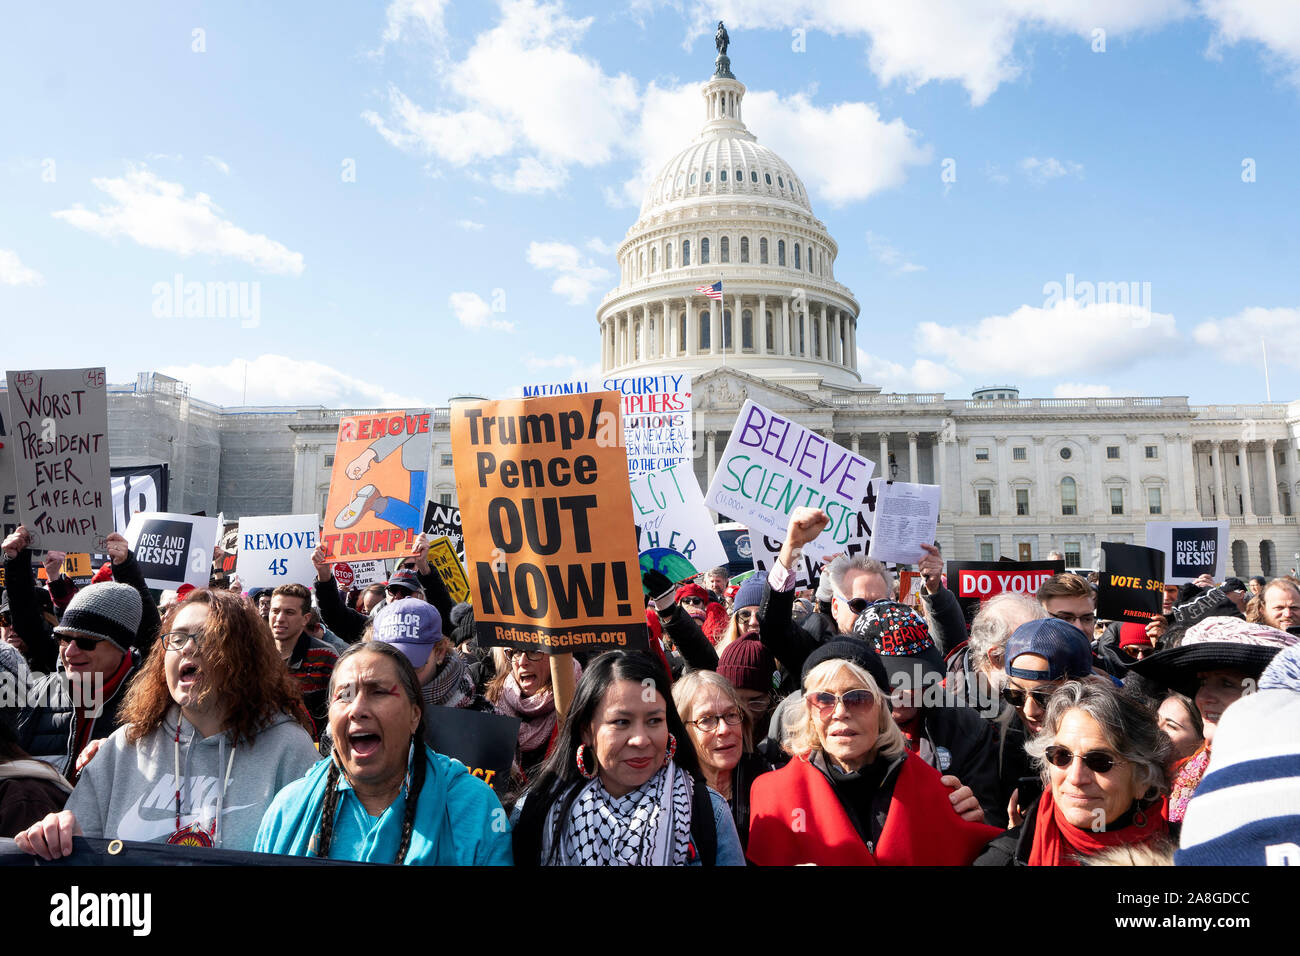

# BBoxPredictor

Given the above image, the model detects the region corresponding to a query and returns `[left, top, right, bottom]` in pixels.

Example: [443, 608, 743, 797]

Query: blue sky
[2, 0, 1298, 407]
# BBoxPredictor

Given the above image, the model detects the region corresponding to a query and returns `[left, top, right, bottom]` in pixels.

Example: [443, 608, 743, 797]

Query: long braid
[395, 735, 427, 864]
[314, 759, 343, 859]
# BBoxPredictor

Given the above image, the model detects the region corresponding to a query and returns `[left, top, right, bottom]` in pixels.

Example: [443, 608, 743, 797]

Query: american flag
[695, 280, 723, 301]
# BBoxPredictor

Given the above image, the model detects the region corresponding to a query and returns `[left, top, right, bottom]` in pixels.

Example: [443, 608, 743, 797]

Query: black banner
[1098, 542, 1165, 624]
[422, 501, 463, 558]
[945, 559, 1065, 620]
[111, 464, 170, 532]
[1171, 526, 1218, 579]
[423, 705, 520, 793]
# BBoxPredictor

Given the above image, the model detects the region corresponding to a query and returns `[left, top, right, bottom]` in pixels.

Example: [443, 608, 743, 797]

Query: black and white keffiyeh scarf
[544, 761, 694, 865]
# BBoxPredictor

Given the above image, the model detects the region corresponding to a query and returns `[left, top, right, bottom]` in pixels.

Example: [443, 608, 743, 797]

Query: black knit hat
[52, 582, 141, 652]
[801, 638, 890, 693]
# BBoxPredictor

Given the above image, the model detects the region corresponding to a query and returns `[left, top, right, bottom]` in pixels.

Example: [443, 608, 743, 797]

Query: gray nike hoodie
[67, 706, 321, 850]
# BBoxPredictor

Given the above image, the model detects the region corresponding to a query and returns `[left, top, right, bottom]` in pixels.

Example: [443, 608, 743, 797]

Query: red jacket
[747, 751, 1000, 866]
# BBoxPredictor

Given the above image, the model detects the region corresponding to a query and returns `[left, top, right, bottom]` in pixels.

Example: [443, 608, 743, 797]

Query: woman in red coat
[747, 644, 1000, 866]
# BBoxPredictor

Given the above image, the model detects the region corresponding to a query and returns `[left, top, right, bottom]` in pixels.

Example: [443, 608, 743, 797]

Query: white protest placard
[332, 559, 387, 590]
[123, 511, 219, 591]
[748, 479, 892, 587]
[5, 368, 113, 552]
[521, 372, 692, 475]
[1145, 520, 1229, 584]
[236, 514, 320, 588]
[867, 481, 941, 565]
[705, 400, 874, 564]
[630, 461, 727, 574]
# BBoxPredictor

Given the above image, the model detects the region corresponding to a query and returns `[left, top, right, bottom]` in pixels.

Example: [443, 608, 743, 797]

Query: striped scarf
[544, 761, 693, 865]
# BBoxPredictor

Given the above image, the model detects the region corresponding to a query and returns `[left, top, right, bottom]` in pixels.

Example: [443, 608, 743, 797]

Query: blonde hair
[672, 670, 754, 751]
[784, 659, 905, 762]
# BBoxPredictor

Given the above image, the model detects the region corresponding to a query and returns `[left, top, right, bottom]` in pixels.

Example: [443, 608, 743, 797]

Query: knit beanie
[52, 582, 142, 652]
[717, 636, 775, 694]
[732, 576, 764, 613]
[1175, 644, 1300, 865]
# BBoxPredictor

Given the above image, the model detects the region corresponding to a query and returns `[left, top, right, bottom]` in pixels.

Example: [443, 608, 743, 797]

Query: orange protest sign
[36, 553, 93, 581]
[320, 410, 433, 562]
[451, 393, 647, 654]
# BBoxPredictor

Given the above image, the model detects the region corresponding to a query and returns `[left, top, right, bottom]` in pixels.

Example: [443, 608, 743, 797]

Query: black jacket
[729, 751, 773, 852]
[2, 550, 57, 673]
[974, 796, 1039, 866]
[915, 700, 1005, 826]
[16, 648, 142, 777]
[918, 584, 966, 656]
[656, 603, 719, 673]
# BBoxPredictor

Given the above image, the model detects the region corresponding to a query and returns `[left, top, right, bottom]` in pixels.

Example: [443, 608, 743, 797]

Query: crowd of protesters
[3, 501, 1299, 867]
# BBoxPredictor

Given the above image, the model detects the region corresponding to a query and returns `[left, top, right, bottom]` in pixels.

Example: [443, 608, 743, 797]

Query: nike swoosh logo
[115, 800, 258, 843]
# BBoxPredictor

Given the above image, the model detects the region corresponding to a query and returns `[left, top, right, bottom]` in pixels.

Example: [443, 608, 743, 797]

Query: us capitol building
[47, 35, 1300, 577]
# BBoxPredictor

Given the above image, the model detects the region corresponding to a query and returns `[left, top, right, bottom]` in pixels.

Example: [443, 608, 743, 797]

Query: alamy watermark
[152, 274, 260, 328]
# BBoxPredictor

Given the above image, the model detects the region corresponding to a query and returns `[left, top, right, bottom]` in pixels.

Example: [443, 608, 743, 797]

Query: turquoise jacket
[255, 745, 512, 865]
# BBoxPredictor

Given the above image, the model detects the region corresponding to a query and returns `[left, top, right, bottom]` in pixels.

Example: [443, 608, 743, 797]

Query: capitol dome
[597, 40, 864, 390]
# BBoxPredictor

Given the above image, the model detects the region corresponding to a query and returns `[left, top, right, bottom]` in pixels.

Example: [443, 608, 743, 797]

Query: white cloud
[526, 240, 612, 304]
[1202, 0, 1300, 87]
[681, 1, 1191, 105]
[1053, 382, 1115, 397]
[1194, 306, 1300, 365]
[584, 237, 617, 256]
[865, 231, 924, 273]
[157, 355, 429, 407]
[511, 353, 604, 393]
[379, 0, 449, 47]
[0, 249, 44, 286]
[52, 165, 304, 276]
[984, 162, 1010, 184]
[1019, 156, 1084, 183]
[856, 351, 960, 392]
[455, 219, 485, 231]
[491, 156, 568, 193]
[366, 0, 638, 193]
[450, 290, 516, 331]
[916, 298, 1178, 376]
[204, 155, 231, 175]
[618, 81, 930, 208]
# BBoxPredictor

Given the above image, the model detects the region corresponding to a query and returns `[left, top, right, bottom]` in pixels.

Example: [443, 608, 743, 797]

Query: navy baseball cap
[1004, 618, 1093, 681]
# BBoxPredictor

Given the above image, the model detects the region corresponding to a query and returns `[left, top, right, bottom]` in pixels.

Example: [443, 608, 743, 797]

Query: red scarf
[1027, 789, 1169, 866]
[747, 751, 1000, 866]
[69, 651, 133, 783]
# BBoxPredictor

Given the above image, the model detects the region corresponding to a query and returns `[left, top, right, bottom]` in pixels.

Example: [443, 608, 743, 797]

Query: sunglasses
[843, 598, 871, 615]
[735, 608, 759, 623]
[805, 689, 876, 718]
[58, 634, 105, 652]
[1001, 685, 1056, 709]
[1122, 644, 1152, 659]
[679, 596, 705, 607]
[1044, 745, 1124, 774]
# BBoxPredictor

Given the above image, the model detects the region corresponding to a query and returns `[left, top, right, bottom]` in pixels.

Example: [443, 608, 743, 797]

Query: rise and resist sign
[451, 393, 648, 654]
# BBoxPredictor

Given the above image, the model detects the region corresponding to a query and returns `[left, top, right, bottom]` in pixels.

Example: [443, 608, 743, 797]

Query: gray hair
[968, 592, 1046, 674]
[824, 554, 894, 599]
[1024, 678, 1169, 798]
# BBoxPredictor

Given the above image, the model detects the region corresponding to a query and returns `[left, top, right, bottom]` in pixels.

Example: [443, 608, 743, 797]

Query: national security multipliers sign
[451, 393, 648, 655]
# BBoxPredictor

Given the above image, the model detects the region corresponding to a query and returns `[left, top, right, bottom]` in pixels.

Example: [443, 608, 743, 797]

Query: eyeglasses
[160, 629, 206, 652]
[740, 695, 771, 714]
[1001, 685, 1057, 709]
[805, 689, 876, 718]
[59, 634, 106, 652]
[508, 649, 544, 662]
[1051, 611, 1097, 628]
[688, 710, 743, 733]
[735, 608, 759, 624]
[844, 597, 871, 615]
[679, 596, 705, 607]
[1044, 745, 1125, 774]
[1122, 644, 1152, 659]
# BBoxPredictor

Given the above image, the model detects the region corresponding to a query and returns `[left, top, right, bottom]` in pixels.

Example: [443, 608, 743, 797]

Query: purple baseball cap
[372, 597, 442, 668]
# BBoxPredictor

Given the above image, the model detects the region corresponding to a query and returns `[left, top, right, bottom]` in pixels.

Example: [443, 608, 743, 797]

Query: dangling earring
[665, 733, 677, 762]
[576, 744, 597, 779]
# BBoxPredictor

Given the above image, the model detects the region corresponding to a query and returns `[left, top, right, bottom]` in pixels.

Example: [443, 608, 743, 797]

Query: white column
[1087, 435, 1103, 518]
[640, 304, 650, 363]
[710, 305, 721, 356]
[1241, 440, 1257, 517]
[686, 300, 697, 357]
[779, 297, 789, 355]
[936, 436, 948, 508]
[706, 431, 717, 489]
[994, 436, 1008, 515]
[733, 294, 742, 353]
[1216, 441, 1231, 515]
[819, 303, 828, 360]
[659, 299, 668, 357]
[1266, 439, 1281, 516]
[1181, 435, 1197, 518]
[1168, 433, 1186, 516]
[1127, 433, 1140, 518]
[879, 433, 890, 479]
[908, 431, 919, 484]
[758, 294, 768, 353]
[849, 316, 857, 370]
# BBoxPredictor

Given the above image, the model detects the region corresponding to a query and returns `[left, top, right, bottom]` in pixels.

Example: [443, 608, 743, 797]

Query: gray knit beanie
[52, 582, 142, 652]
